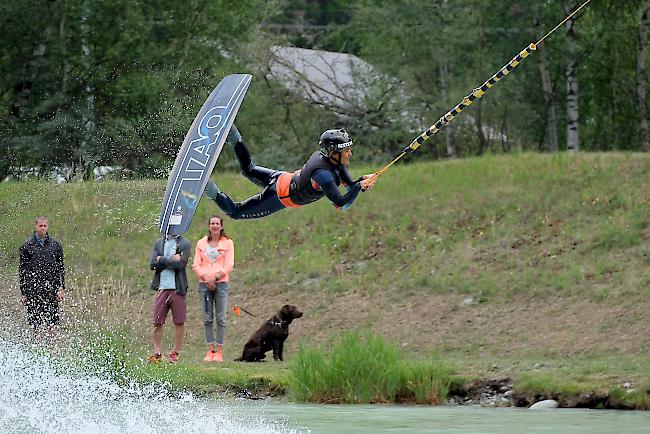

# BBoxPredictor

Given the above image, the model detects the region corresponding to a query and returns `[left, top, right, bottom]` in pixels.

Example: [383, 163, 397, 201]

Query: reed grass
[289, 331, 452, 404]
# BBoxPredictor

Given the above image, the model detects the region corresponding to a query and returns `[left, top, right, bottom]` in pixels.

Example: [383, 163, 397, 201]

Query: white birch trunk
[565, 5, 579, 152]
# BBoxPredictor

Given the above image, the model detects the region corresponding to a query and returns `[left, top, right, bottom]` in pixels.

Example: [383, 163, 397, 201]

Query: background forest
[1, 0, 649, 181]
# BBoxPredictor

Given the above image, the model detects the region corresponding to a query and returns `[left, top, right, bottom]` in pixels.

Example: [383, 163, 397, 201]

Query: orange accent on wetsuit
[276, 171, 302, 208]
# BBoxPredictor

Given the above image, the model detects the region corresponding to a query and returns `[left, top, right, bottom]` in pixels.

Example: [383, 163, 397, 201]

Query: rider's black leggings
[212, 141, 286, 219]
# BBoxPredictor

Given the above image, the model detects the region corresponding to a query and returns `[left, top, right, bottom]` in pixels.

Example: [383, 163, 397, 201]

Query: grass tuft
[289, 331, 452, 404]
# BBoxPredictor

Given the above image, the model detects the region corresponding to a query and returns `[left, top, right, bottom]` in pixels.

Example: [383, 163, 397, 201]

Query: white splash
[0, 340, 302, 434]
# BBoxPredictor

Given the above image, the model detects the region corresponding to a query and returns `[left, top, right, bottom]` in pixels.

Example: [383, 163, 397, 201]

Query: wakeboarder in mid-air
[204, 126, 377, 219]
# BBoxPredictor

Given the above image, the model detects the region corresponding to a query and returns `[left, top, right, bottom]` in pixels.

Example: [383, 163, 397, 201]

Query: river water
[1, 339, 648, 434]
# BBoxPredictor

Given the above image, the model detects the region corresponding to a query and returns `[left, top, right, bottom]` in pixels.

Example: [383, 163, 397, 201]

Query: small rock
[301, 277, 321, 288]
[462, 297, 474, 306]
[623, 382, 632, 389]
[530, 399, 559, 409]
[503, 390, 513, 397]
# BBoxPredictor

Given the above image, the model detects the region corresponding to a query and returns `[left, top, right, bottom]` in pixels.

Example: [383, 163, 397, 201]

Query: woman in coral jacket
[192, 215, 234, 362]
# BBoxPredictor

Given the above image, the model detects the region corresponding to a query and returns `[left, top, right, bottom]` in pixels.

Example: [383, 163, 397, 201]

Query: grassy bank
[1, 152, 649, 407]
[289, 331, 454, 404]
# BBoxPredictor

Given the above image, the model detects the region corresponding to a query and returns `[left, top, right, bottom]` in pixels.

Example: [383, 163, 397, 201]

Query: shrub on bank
[289, 331, 452, 404]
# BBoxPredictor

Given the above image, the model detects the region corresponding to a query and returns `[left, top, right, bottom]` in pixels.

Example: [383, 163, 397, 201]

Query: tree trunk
[500, 107, 509, 152]
[440, 63, 456, 158]
[534, 14, 558, 152]
[59, 10, 69, 107]
[565, 4, 580, 152]
[10, 43, 46, 120]
[79, 7, 96, 180]
[637, 0, 650, 151]
[475, 12, 488, 155]
[434, 0, 456, 158]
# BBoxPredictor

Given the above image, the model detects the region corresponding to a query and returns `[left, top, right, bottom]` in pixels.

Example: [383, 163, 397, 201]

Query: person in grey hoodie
[147, 233, 191, 363]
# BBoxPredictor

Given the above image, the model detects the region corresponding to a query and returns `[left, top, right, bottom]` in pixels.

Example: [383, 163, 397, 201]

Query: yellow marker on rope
[368, 0, 592, 183]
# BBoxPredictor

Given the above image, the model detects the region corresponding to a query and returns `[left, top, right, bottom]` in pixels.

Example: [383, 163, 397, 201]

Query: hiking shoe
[203, 351, 215, 362]
[147, 353, 162, 364]
[168, 351, 179, 363]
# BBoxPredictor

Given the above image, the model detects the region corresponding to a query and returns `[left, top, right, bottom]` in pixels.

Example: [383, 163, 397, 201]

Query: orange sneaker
[213, 346, 223, 362]
[203, 351, 215, 362]
[168, 351, 179, 363]
[146, 353, 162, 364]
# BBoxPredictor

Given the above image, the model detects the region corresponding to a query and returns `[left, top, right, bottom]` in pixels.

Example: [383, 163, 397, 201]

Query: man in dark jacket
[19, 216, 65, 337]
[147, 233, 191, 363]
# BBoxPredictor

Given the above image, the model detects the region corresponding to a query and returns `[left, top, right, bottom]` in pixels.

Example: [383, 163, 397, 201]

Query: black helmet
[319, 129, 353, 157]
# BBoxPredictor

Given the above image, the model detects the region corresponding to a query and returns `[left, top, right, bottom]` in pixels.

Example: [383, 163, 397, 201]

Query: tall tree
[434, 0, 456, 158]
[534, 8, 559, 152]
[474, 11, 489, 155]
[565, 2, 580, 151]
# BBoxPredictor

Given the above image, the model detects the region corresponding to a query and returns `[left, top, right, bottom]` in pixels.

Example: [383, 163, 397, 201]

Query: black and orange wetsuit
[211, 142, 362, 220]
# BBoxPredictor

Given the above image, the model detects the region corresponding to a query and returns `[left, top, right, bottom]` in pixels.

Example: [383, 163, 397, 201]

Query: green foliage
[289, 331, 452, 403]
[0, 0, 278, 178]
[3, 1, 650, 179]
[505, 355, 650, 410]
[514, 372, 590, 397]
[608, 385, 650, 410]
[395, 358, 454, 404]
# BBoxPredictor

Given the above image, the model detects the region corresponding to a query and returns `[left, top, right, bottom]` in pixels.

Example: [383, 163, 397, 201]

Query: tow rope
[369, 0, 593, 181]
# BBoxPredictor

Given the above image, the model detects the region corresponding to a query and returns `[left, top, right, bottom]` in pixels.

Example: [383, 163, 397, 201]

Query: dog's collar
[266, 320, 285, 327]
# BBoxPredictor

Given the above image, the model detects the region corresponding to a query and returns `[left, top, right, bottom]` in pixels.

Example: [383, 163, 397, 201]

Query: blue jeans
[198, 282, 229, 345]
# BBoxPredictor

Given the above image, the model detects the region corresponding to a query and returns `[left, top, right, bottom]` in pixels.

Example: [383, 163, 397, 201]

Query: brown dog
[235, 304, 303, 362]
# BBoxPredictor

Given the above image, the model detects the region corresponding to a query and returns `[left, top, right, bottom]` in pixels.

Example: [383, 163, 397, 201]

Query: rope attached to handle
[369, 0, 593, 181]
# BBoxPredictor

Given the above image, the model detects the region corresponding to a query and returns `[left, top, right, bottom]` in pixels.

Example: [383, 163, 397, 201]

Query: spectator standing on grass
[19, 216, 65, 342]
[147, 232, 191, 363]
[192, 215, 234, 362]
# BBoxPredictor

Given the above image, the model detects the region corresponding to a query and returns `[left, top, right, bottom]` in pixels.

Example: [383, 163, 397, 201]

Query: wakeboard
[159, 73, 252, 235]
